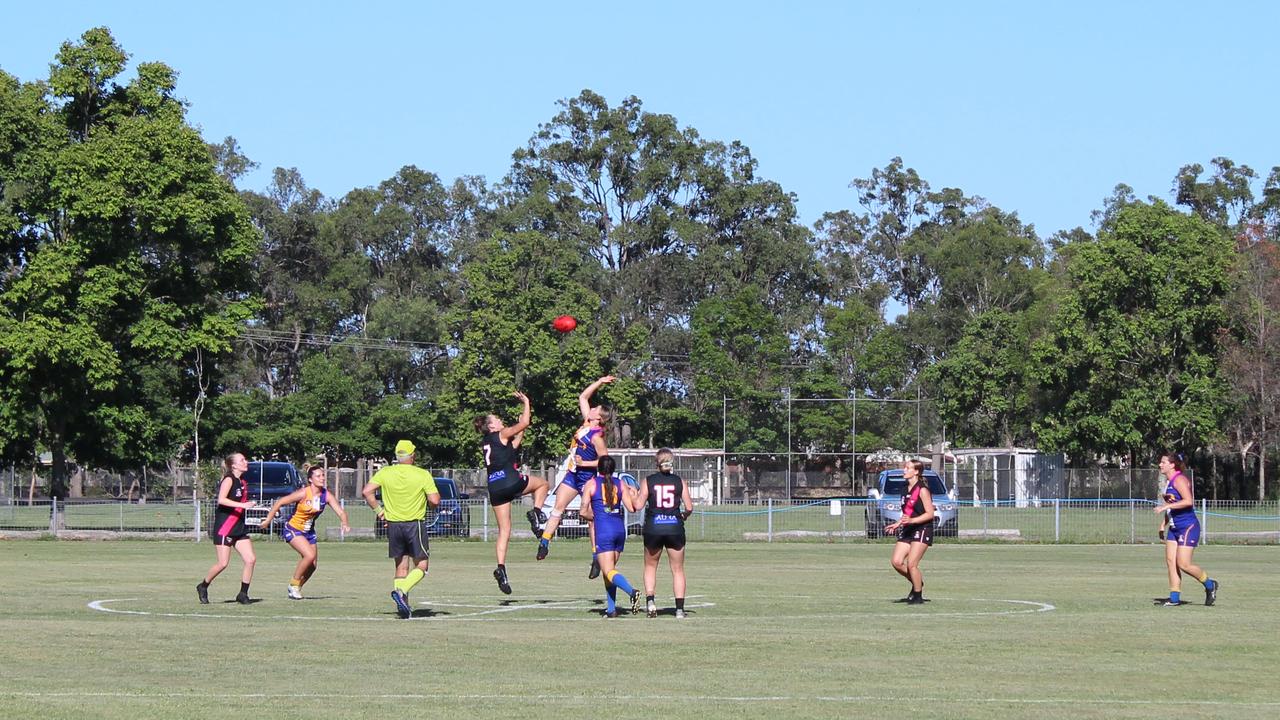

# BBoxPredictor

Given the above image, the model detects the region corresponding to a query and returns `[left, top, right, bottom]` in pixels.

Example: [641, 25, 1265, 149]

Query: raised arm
[578, 375, 615, 419]
[500, 391, 532, 442]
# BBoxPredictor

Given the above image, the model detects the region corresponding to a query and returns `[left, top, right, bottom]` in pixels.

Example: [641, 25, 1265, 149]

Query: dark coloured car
[375, 476, 471, 538]
[208, 461, 304, 536]
[865, 469, 959, 538]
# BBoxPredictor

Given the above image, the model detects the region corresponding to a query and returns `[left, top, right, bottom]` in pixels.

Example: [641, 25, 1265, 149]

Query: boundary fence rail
[3, 497, 1277, 544]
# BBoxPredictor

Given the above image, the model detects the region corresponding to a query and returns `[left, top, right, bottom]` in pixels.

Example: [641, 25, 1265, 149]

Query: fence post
[483, 497, 489, 542]
[1201, 498, 1208, 545]
[120, 502, 124, 532]
[194, 499, 201, 542]
[49, 497, 57, 534]
[767, 498, 774, 542]
[339, 499, 346, 542]
[1129, 500, 1135, 544]
[1053, 498, 1060, 543]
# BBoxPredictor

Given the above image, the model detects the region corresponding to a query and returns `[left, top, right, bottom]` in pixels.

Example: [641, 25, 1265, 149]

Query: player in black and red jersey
[884, 458, 935, 605]
[196, 452, 258, 605]
[638, 448, 694, 619]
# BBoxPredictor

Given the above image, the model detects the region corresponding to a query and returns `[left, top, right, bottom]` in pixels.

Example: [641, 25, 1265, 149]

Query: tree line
[3, 29, 1278, 499]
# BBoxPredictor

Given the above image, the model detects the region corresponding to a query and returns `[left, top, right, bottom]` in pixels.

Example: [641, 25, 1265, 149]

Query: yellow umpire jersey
[370, 464, 438, 522]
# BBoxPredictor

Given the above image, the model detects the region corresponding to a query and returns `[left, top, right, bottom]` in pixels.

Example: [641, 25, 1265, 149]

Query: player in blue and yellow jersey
[638, 448, 694, 619]
[579, 456, 643, 617]
[476, 390, 550, 594]
[1154, 452, 1218, 607]
[197, 452, 258, 605]
[259, 465, 351, 600]
[537, 376, 614, 578]
[362, 440, 440, 619]
[884, 458, 935, 605]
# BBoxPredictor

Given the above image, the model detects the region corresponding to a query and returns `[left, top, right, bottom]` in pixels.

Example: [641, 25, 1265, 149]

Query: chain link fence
[4, 496, 1277, 545]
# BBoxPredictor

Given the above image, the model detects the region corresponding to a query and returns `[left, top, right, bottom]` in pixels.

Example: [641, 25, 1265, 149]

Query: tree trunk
[49, 420, 68, 500]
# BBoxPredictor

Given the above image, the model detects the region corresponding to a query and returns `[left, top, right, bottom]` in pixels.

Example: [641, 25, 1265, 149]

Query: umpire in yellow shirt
[362, 439, 440, 619]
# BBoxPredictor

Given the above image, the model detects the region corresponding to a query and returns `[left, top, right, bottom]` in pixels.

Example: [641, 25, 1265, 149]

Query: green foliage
[927, 310, 1035, 447]
[0, 28, 258, 495]
[438, 230, 615, 464]
[1032, 200, 1234, 457]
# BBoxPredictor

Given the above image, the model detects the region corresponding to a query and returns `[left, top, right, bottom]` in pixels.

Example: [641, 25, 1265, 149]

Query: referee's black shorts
[386, 519, 430, 559]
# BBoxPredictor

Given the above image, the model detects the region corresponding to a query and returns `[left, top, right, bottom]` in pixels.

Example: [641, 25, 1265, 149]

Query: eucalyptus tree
[1032, 200, 1234, 460]
[0, 29, 258, 495]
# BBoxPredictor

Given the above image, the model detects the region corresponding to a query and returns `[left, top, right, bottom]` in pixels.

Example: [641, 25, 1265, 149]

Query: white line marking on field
[2, 690, 1274, 707]
[86, 596, 1047, 622]
[85, 597, 716, 622]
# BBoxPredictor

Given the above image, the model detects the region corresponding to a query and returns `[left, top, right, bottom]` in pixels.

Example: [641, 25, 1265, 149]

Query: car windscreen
[435, 480, 457, 500]
[883, 476, 947, 496]
[245, 465, 296, 492]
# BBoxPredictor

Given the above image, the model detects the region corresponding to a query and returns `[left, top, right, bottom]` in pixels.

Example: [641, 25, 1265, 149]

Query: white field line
[87, 596, 1048, 621]
[1, 690, 1274, 708]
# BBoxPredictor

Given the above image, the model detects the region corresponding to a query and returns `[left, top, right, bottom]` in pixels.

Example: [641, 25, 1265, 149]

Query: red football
[552, 315, 577, 333]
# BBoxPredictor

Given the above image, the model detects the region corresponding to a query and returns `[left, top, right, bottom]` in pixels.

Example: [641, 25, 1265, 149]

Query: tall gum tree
[1032, 200, 1233, 462]
[0, 28, 258, 496]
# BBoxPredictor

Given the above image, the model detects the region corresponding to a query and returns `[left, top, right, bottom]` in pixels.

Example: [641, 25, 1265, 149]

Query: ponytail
[598, 456, 618, 509]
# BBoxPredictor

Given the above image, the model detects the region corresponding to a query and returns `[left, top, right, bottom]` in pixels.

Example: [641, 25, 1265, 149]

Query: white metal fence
[3, 497, 1277, 544]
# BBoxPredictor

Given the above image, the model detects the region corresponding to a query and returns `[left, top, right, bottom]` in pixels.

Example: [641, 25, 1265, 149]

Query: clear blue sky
[5, 1, 1278, 237]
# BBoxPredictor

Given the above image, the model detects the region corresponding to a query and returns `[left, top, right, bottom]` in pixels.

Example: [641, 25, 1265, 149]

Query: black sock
[497, 564, 505, 570]
[675, 597, 685, 610]
[198, 580, 209, 589]
[646, 594, 655, 604]
[240, 582, 250, 595]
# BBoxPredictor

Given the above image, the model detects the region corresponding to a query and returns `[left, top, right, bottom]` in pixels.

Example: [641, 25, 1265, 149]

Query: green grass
[1, 540, 1277, 719]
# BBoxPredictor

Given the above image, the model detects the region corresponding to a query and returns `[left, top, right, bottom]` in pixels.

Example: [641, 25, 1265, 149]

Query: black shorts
[896, 522, 933, 546]
[213, 532, 250, 547]
[488, 475, 529, 507]
[643, 531, 686, 552]
[386, 520, 430, 559]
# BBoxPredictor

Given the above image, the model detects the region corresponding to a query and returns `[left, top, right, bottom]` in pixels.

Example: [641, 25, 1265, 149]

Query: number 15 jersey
[644, 471, 685, 536]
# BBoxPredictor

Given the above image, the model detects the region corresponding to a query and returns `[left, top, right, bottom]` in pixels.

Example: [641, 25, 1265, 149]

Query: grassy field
[0, 539, 1277, 720]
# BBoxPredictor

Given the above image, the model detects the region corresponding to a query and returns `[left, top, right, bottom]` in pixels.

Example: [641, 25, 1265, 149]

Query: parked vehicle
[375, 476, 471, 538]
[227, 461, 304, 535]
[539, 471, 643, 538]
[865, 469, 959, 538]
